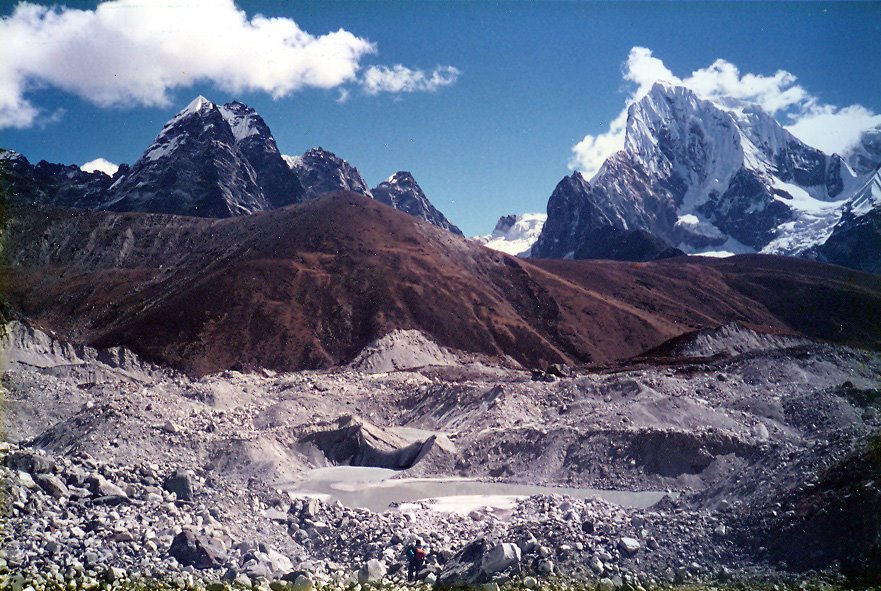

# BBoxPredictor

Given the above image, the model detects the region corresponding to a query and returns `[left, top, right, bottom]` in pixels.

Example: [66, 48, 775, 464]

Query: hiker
[406, 539, 427, 582]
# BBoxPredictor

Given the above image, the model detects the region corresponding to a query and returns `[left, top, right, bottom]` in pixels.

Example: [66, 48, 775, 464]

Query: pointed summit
[372, 171, 462, 235]
[104, 96, 302, 217]
[284, 147, 371, 199]
[172, 95, 215, 122]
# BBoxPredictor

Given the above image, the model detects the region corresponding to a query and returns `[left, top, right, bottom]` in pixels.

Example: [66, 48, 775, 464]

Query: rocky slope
[2, 320, 879, 588]
[4, 193, 881, 376]
[532, 83, 880, 270]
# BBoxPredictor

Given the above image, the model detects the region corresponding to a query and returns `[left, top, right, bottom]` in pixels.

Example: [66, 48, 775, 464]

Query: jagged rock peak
[285, 147, 372, 198]
[386, 171, 416, 185]
[372, 171, 463, 236]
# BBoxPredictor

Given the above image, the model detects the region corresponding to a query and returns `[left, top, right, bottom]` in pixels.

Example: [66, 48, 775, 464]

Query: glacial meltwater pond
[279, 466, 673, 513]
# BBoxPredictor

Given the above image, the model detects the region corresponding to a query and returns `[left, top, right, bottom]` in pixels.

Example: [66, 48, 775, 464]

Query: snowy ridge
[847, 167, 881, 217]
[475, 213, 547, 257]
[534, 82, 881, 267]
[218, 102, 262, 143]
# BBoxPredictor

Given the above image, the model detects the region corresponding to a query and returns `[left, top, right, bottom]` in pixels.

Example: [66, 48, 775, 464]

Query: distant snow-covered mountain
[1, 96, 461, 234]
[474, 213, 546, 257]
[531, 82, 880, 273]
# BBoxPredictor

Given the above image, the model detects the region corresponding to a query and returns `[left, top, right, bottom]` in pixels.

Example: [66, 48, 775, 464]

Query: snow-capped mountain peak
[533, 81, 880, 271]
[178, 94, 217, 121]
[475, 213, 547, 257]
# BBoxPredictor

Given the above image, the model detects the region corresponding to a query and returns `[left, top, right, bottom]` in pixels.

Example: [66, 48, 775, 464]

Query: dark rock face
[168, 530, 227, 569]
[811, 169, 881, 275]
[815, 208, 881, 275]
[0, 150, 116, 209]
[286, 147, 371, 199]
[531, 166, 681, 262]
[222, 101, 306, 209]
[574, 226, 684, 262]
[773, 140, 828, 190]
[371, 171, 463, 235]
[531, 172, 604, 259]
[698, 169, 792, 248]
[492, 214, 518, 235]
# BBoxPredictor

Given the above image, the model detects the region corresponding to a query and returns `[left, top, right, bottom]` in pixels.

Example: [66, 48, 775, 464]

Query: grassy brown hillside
[3, 192, 880, 375]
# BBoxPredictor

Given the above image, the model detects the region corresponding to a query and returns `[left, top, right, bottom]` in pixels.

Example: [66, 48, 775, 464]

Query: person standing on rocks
[406, 539, 427, 582]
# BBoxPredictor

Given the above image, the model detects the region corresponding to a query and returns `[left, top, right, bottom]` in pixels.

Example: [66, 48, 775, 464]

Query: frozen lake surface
[281, 466, 674, 513]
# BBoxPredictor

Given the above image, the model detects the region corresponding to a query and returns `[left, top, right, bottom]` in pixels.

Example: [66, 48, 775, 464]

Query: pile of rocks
[1, 442, 771, 591]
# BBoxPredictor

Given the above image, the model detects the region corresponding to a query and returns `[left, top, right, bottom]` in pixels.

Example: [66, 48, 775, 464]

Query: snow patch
[142, 134, 184, 162]
[679, 235, 755, 258]
[218, 104, 260, 143]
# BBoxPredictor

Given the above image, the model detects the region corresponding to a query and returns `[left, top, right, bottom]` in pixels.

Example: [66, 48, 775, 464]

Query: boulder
[290, 575, 313, 591]
[5, 450, 54, 474]
[618, 537, 640, 556]
[34, 474, 68, 498]
[357, 559, 387, 585]
[480, 542, 521, 576]
[163, 469, 195, 502]
[87, 475, 127, 498]
[243, 549, 293, 579]
[437, 538, 487, 587]
[168, 530, 227, 569]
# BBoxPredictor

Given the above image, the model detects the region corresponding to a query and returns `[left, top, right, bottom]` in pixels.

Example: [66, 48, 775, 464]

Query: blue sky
[2, 1, 880, 235]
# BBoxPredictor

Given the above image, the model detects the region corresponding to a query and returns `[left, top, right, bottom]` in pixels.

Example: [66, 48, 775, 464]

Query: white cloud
[81, 157, 119, 176]
[785, 105, 881, 157]
[0, 1, 460, 128]
[361, 65, 460, 95]
[571, 47, 880, 176]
